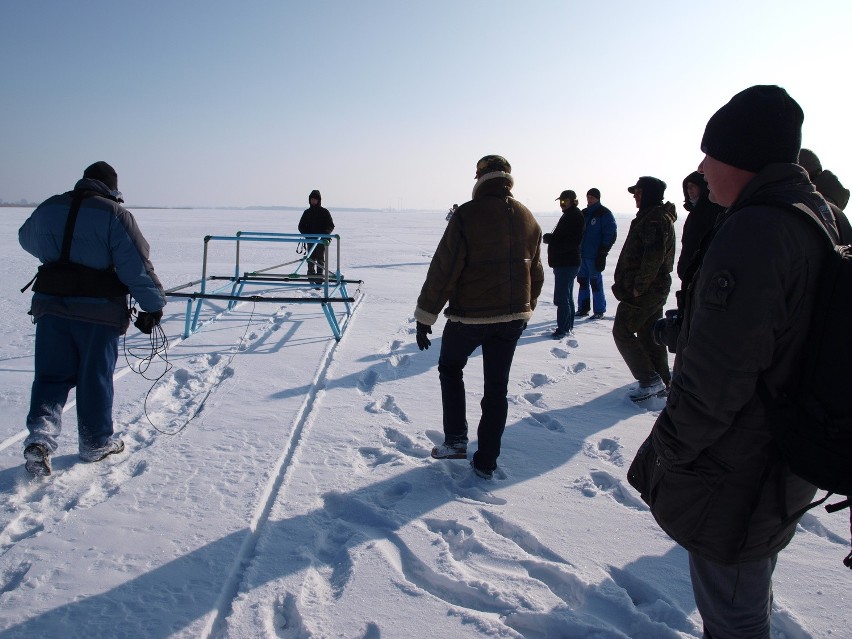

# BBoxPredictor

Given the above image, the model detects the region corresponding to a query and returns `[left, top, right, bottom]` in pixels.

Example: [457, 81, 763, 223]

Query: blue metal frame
[164, 232, 361, 341]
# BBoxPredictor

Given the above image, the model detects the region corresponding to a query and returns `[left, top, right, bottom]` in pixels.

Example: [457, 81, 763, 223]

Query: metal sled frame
[165, 231, 362, 341]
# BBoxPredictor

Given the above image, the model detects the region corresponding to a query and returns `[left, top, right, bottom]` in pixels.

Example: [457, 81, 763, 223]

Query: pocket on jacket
[702, 269, 735, 311]
[648, 457, 725, 543]
[627, 434, 655, 503]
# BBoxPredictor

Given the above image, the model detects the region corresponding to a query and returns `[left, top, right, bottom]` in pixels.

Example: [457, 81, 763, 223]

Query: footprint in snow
[423, 518, 485, 560]
[528, 373, 554, 388]
[528, 412, 564, 432]
[481, 510, 567, 563]
[523, 392, 546, 408]
[358, 446, 401, 468]
[357, 369, 379, 394]
[550, 347, 569, 359]
[583, 437, 625, 466]
[389, 352, 410, 368]
[573, 470, 647, 510]
[382, 426, 430, 458]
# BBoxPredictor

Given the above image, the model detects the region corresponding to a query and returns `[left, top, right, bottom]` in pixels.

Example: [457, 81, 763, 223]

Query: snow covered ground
[0, 206, 848, 638]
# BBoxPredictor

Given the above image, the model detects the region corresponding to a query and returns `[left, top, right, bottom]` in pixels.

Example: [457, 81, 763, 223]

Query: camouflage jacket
[612, 202, 677, 301]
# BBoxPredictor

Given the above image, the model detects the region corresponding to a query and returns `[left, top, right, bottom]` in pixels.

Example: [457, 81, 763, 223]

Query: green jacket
[612, 202, 677, 301]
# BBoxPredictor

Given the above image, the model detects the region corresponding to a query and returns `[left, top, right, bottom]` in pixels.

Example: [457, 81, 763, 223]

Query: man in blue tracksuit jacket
[576, 188, 617, 318]
[18, 161, 166, 476]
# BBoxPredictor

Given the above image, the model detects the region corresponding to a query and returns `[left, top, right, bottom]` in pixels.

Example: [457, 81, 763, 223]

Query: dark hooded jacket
[612, 183, 677, 301]
[677, 172, 725, 287]
[631, 163, 832, 563]
[298, 190, 335, 236]
[19, 178, 166, 333]
[414, 178, 543, 325]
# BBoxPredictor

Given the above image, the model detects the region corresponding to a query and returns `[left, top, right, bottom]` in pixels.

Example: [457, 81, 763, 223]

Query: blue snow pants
[25, 314, 120, 454]
[577, 257, 607, 315]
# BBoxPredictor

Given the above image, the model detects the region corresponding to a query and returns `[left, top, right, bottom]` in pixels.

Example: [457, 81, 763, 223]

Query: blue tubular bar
[164, 232, 361, 340]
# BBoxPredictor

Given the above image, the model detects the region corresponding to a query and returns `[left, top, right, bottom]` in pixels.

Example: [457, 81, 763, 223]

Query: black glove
[594, 250, 608, 272]
[415, 321, 432, 350]
[135, 309, 163, 335]
[542, 233, 552, 244]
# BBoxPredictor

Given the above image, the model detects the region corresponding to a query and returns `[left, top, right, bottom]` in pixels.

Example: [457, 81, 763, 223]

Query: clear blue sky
[2, 1, 850, 213]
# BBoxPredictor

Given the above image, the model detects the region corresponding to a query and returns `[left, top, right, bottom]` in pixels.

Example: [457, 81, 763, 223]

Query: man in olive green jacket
[612, 176, 677, 401]
[414, 155, 543, 479]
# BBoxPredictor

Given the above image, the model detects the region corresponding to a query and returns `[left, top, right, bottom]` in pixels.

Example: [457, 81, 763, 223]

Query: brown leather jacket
[415, 180, 543, 325]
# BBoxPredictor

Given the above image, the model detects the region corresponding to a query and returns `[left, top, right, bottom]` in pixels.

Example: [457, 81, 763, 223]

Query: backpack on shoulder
[765, 196, 851, 569]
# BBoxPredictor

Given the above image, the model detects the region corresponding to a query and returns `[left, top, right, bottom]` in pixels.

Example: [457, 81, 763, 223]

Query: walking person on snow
[413, 155, 543, 479]
[19, 161, 166, 476]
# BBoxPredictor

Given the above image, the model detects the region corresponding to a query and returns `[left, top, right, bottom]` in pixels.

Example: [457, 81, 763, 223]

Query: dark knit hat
[83, 161, 118, 192]
[475, 155, 511, 178]
[309, 189, 321, 203]
[556, 189, 577, 202]
[587, 188, 601, 199]
[700, 85, 803, 172]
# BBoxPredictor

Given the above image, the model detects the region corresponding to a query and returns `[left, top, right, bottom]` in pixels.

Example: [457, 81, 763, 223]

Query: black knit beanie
[700, 85, 803, 172]
[83, 161, 118, 191]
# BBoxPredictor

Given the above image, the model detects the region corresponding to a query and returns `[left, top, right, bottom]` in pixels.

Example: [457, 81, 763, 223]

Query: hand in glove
[415, 321, 432, 351]
[135, 309, 163, 335]
[594, 250, 608, 272]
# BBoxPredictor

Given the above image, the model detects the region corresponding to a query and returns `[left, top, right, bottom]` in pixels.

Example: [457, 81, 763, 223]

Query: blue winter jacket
[579, 202, 618, 259]
[19, 178, 166, 332]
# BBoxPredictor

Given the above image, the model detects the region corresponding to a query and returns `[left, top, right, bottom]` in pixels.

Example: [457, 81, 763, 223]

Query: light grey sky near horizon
[2, 1, 850, 214]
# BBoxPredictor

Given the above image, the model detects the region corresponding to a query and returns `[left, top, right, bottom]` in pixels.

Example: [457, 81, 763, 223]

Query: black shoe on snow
[431, 443, 467, 459]
[24, 443, 51, 477]
[79, 438, 125, 463]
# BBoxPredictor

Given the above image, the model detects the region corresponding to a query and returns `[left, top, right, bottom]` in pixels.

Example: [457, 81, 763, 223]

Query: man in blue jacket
[577, 188, 617, 319]
[19, 161, 166, 476]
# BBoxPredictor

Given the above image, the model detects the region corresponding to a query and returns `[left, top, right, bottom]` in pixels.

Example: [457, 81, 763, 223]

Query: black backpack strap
[58, 192, 86, 263]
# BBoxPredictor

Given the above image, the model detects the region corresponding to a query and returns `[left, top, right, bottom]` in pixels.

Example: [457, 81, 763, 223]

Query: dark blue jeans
[25, 314, 120, 454]
[553, 265, 580, 333]
[438, 319, 525, 472]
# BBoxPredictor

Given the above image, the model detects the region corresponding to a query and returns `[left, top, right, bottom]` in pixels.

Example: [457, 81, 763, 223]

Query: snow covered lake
[0, 206, 848, 638]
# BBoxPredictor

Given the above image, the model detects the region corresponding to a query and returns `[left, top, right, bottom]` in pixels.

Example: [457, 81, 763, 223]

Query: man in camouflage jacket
[612, 176, 677, 399]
